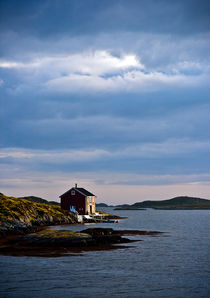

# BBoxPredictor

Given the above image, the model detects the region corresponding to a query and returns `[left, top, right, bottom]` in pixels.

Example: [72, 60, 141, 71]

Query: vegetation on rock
[0, 228, 164, 257]
[25, 229, 91, 239]
[0, 193, 77, 237]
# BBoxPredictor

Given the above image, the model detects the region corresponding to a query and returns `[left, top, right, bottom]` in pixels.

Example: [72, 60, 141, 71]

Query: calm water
[0, 208, 210, 297]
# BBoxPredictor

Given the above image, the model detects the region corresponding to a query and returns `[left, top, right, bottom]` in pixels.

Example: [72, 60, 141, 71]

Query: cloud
[1, 0, 210, 38]
[0, 1, 210, 204]
[46, 68, 206, 93]
[0, 147, 110, 162]
[1, 100, 210, 152]
[0, 138, 209, 174]
[0, 50, 209, 94]
[0, 51, 143, 73]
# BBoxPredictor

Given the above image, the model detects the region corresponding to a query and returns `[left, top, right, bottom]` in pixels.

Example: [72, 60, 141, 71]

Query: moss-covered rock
[0, 193, 77, 237]
[0, 227, 165, 257]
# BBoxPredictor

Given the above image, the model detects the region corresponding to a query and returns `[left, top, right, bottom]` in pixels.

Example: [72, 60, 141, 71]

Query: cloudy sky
[0, 0, 210, 204]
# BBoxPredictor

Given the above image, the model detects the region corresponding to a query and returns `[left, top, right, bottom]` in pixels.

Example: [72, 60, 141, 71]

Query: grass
[33, 230, 90, 239]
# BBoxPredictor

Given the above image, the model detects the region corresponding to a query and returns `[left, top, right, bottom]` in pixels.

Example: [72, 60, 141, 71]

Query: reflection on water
[0, 208, 209, 297]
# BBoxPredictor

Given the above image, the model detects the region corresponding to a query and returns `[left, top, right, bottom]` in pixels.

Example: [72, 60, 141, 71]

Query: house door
[89, 205, 92, 214]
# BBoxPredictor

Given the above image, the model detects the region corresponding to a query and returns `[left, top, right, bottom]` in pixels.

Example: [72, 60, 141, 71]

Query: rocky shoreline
[0, 228, 163, 257]
[0, 193, 79, 238]
[0, 213, 125, 238]
[0, 216, 77, 238]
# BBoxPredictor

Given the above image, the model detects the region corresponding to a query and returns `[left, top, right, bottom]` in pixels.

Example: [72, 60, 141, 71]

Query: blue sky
[0, 0, 210, 203]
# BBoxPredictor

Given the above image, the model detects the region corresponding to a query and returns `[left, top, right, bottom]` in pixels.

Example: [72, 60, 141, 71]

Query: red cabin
[60, 184, 96, 215]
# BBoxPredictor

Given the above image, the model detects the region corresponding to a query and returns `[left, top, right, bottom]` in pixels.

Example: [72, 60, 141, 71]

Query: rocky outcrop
[0, 193, 77, 237]
[0, 220, 37, 237]
[0, 228, 164, 257]
[0, 228, 134, 257]
[81, 228, 163, 236]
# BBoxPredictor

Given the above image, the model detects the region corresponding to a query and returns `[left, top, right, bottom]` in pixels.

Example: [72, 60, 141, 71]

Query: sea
[0, 208, 209, 298]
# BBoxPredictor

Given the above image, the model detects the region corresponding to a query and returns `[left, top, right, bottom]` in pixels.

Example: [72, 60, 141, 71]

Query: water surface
[0, 208, 209, 297]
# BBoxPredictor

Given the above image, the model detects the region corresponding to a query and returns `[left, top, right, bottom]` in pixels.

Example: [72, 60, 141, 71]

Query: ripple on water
[0, 209, 210, 297]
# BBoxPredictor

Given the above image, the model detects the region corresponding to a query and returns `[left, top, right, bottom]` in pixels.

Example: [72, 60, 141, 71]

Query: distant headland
[105, 196, 210, 210]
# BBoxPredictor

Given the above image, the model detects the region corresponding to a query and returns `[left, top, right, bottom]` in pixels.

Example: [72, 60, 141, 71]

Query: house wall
[60, 190, 96, 215]
[85, 196, 96, 214]
[60, 191, 86, 215]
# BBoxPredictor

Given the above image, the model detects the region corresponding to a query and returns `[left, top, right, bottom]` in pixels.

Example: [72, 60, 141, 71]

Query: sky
[0, 0, 210, 204]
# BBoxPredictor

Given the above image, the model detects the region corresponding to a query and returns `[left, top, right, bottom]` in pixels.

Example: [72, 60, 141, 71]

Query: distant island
[104, 196, 210, 210]
[132, 196, 210, 210]
[19, 196, 60, 205]
[96, 203, 109, 207]
[114, 208, 146, 210]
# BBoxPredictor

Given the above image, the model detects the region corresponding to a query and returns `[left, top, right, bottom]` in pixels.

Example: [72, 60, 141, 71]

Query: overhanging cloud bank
[0, 0, 210, 202]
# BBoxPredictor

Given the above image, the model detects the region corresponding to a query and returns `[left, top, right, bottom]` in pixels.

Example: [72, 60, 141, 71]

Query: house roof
[76, 188, 95, 196]
[60, 187, 95, 198]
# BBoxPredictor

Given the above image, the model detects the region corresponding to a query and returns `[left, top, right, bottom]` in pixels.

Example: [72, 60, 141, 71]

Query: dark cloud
[0, 0, 210, 189]
[1, 94, 210, 151]
[0, 0, 210, 37]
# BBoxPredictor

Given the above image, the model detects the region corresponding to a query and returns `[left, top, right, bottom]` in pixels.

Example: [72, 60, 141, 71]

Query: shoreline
[0, 213, 125, 239]
[0, 227, 164, 257]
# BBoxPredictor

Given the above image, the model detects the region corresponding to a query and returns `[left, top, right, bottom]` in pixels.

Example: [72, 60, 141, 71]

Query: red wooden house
[60, 184, 96, 215]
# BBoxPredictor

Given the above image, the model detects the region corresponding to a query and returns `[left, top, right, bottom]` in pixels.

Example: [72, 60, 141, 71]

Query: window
[71, 190, 75, 195]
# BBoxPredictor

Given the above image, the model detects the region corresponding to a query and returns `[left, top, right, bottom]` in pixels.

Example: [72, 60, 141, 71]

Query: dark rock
[0, 227, 165, 257]
[81, 228, 114, 236]
[81, 228, 163, 236]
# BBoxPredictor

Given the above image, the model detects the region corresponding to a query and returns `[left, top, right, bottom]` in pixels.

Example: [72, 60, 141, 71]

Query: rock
[81, 228, 114, 236]
[0, 194, 78, 238]
[0, 227, 165, 257]
[81, 228, 163, 236]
